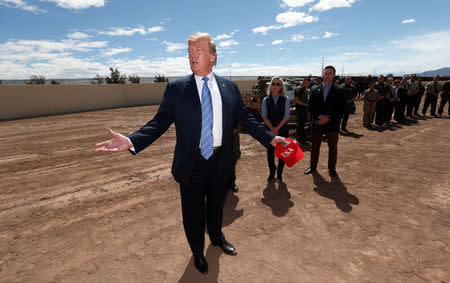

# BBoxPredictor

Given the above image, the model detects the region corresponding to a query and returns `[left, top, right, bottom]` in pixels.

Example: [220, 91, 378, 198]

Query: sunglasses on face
[272, 82, 281, 86]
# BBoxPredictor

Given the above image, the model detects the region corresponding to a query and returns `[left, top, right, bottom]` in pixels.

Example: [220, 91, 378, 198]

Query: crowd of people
[294, 74, 450, 133]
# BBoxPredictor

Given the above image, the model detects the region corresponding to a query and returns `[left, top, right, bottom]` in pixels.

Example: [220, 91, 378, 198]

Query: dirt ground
[1, 101, 449, 283]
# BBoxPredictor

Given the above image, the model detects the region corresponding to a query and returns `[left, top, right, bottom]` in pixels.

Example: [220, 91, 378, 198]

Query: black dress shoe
[212, 240, 237, 255]
[304, 167, 316, 174]
[329, 169, 338, 178]
[194, 254, 208, 274]
[231, 185, 239, 193]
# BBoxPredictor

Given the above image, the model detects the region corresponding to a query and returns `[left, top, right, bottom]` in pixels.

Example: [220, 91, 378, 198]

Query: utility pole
[321, 57, 325, 75]
[228, 64, 232, 80]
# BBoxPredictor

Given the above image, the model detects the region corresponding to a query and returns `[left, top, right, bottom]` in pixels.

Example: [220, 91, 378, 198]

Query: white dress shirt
[194, 72, 223, 147]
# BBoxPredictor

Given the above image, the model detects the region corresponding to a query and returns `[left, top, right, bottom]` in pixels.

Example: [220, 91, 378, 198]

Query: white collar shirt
[194, 72, 223, 147]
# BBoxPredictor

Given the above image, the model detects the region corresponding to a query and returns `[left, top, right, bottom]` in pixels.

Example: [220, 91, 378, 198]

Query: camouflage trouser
[296, 110, 307, 143]
[363, 102, 376, 126]
[230, 132, 241, 186]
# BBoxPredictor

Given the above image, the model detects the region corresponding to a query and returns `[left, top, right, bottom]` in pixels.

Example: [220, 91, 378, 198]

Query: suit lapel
[186, 74, 201, 110]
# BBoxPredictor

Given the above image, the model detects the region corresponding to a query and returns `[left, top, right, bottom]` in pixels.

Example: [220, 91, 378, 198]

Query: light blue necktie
[200, 77, 213, 160]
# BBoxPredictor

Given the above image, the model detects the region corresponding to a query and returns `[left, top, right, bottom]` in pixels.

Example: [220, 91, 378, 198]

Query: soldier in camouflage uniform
[228, 126, 242, 193]
[438, 80, 450, 116]
[294, 78, 311, 144]
[422, 75, 442, 116]
[340, 76, 357, 131]
[374, 75, 389, 126]
[414, 77, 425, 116]
[363, 81, 378, 127]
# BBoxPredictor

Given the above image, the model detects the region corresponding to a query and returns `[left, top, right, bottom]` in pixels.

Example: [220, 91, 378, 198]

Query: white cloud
[43, 0, 106, 9]
[162, 41, 186, 52]
[219, 40, 238, 48]
[256, 43, 264, 47]
[67, 32, 90, 39]
[276, 11, 319, 28]
[291, 34, 305, 42]
[310, 36, 320, 40]
[390, 31, 450, 52]
[102, 47, 132, 57]
[252, 25, 282, 35]
[215, 34, 232, 40]
[99, 26, 147, 36]
[214, 29, 240, 41]
[311, 0, 357, 12]
[272, 40, 283, 45]
[281, 0, 316, 8]
[0, 0, 46, 13]
[402, 18, 415, 24]
[111, 57, 190, 77]
[323, 31, 337, 38]
[147, 26, 165, 33]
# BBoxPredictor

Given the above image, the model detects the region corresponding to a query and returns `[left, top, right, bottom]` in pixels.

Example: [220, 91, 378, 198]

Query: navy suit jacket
[309, 82, 346, 132]
[127, 74, 275, 185]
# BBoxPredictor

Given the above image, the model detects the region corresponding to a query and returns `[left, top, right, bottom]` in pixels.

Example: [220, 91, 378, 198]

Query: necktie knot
[202, 77, 209, 83]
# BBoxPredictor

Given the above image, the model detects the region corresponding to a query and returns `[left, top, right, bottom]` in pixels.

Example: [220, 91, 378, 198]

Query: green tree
[26, 75, 46, 85]
[154, 74, 168, 82]
[50, 79, 60, 85]
[105, 67, 126, 84]
[91, 74, 104, 84]
[128, 74, 140, 83]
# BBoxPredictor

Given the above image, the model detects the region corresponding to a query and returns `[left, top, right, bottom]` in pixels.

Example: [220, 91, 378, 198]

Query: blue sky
[1, 0, 449, 79]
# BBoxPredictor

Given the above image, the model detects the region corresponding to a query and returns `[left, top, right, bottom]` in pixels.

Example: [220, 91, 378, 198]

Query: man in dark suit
[95, 32, 286, 275]
[304, 66, 345, 178]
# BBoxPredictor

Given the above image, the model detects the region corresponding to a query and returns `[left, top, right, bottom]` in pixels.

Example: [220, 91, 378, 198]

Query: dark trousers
[296, 110, 308, 142]
[385, 101, 394, 122]
[229, 133, 241, 186]
[393, 101, 404, 121]
[179, 150, 227, 256]
[375, 100, 385, 125]
[406, 95, 415, 116]
[422, 94, 438, 115]
[341, 103, 353, 130]
[267, 129, 288, 177]
[438, 94, 449, 115]
[412, 95, 422, 115]
[310, 130, 339, 171]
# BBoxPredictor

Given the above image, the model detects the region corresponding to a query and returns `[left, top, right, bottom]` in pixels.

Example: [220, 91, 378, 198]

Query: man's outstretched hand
[95, 129, 133, 152]
[270, 136, 288, 147]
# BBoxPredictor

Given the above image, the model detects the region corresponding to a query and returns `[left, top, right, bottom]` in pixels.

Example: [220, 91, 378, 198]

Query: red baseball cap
[275, 138, 304, 167]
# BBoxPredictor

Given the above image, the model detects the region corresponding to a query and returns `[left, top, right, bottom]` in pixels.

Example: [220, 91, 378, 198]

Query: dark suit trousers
[310, 130, 339, 171]
[179, 150, 227, 256]
[422, 94, 438, 115]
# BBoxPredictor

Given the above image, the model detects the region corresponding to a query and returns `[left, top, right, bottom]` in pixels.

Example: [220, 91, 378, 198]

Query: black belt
[198, 146, 222, 154]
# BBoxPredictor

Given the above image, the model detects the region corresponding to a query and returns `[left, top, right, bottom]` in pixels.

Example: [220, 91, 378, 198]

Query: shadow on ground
[312, 173, 359, 212]
[261, 181, 294, 217]
[178, 244, 222, 283]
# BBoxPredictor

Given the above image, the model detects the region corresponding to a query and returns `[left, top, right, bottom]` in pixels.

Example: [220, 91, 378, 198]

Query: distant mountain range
[418, 67, 450, 76]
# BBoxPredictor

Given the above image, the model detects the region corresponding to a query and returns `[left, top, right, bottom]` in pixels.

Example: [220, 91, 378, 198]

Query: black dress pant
[412, 95, 422, 115]
[267, 129, 288, 177]
[375, 99, 385, 125]
[310, 130, 339, 171]
[179, 150, 227, 256]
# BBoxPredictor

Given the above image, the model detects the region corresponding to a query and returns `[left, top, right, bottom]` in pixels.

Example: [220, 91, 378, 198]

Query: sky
[1, 0, 449, 80]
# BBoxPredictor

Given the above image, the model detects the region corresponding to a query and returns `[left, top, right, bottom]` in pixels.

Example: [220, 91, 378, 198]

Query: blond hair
[187, 32, 217, 66]
[267, 76, 286, 97]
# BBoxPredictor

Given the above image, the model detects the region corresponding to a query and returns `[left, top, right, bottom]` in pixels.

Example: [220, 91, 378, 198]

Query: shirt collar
[194, 72, 214, 83]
